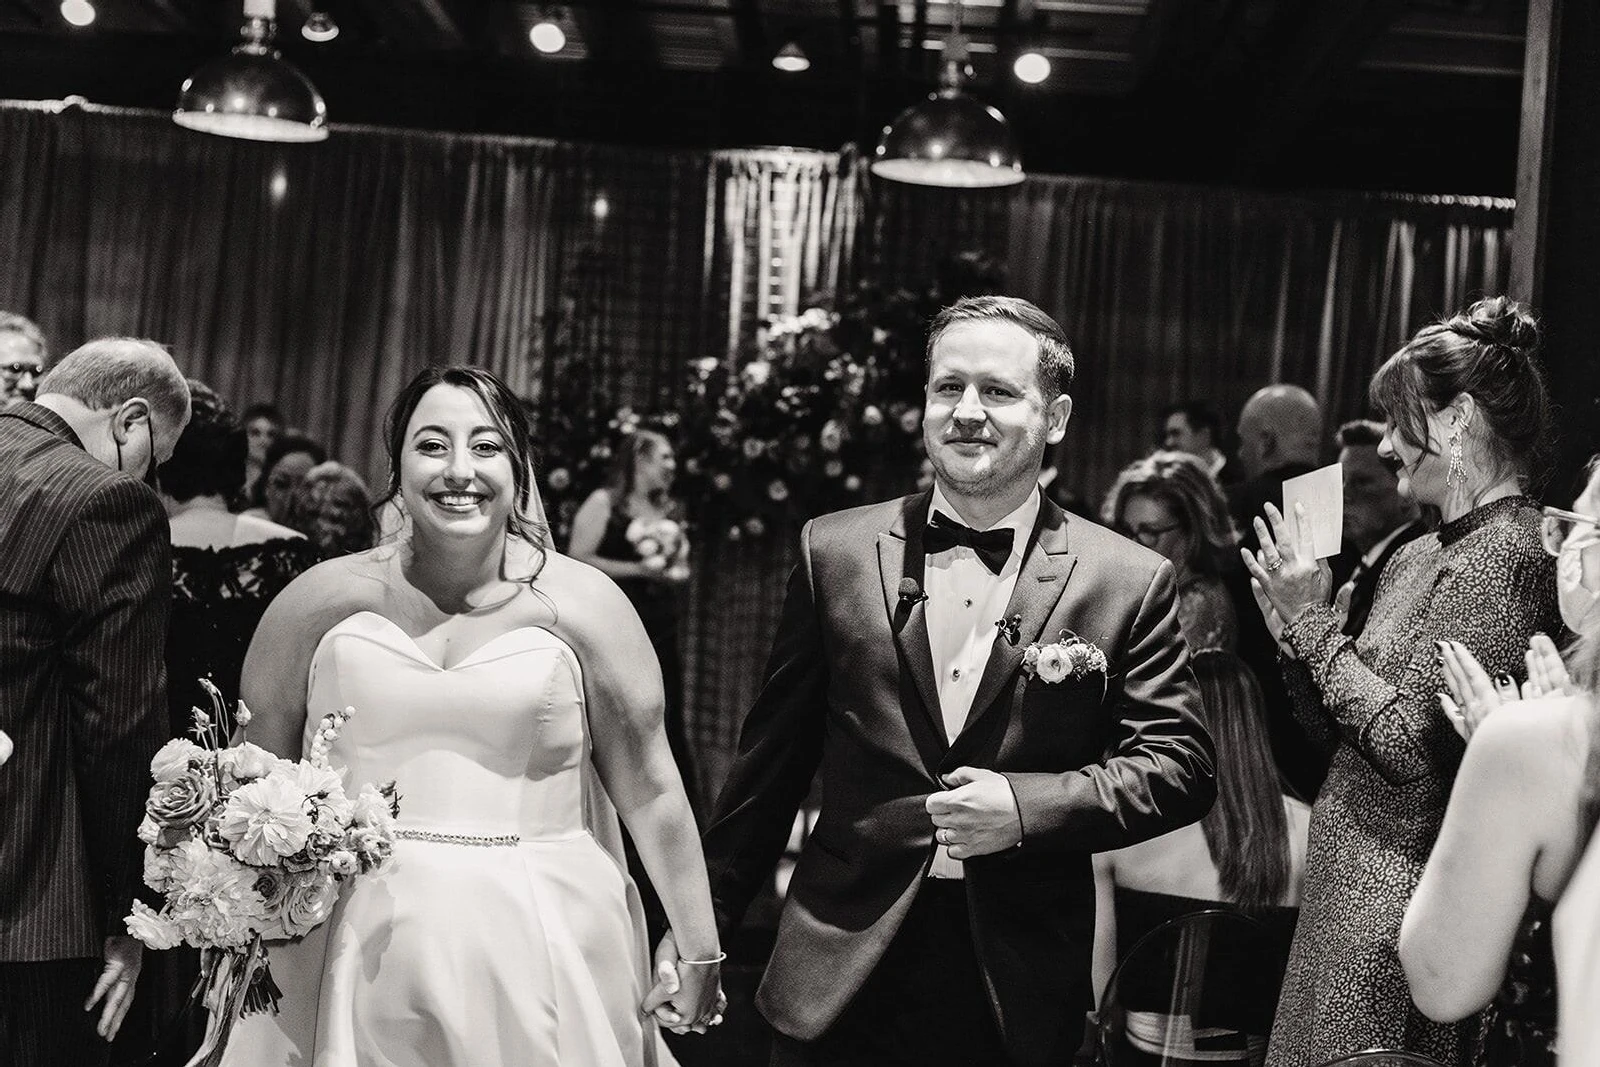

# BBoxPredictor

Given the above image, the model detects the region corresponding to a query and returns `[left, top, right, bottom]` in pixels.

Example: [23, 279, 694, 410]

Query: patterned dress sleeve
[1281, 533, 1552, 787]
[1279, 657, 1340, 754]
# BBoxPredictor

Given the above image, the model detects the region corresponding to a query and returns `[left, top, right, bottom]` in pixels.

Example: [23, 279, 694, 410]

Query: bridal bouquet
[626, 515, 691, 582]
[125, 680, 399, 1066]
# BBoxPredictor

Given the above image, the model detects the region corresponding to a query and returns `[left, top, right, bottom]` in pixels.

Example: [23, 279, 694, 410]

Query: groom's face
[923, 319, 1071, 501]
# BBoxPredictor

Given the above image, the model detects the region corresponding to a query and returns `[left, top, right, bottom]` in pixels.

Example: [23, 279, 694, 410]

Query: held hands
[1438, 633, 1577, 740]
[925, 767, 1022, 860]
[1240, 503, 1332, 630]
[641, 930, 726, 1035]
[86, 934, 142, 1041]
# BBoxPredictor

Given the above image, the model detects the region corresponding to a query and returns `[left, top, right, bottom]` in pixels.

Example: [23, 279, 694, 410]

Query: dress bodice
[304, 611, 592, 841]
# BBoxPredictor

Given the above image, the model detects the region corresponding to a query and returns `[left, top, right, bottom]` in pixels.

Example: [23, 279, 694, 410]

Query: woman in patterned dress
[1242, 297, 1562, 1066]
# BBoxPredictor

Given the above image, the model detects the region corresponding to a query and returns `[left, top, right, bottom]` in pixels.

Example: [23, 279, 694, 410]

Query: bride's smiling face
[400, 384, 515, 540]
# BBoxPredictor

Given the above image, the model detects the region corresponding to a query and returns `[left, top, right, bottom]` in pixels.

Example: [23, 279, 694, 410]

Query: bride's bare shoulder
[530, 551, 642, 644]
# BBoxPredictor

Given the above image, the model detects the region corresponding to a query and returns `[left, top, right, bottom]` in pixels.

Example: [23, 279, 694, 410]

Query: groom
[699, 296, 1216, 1066]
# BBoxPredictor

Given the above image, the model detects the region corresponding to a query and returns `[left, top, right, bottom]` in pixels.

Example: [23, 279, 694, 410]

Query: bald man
[1222, 383, 1331, 801]
[1227, 384, 1323, 545]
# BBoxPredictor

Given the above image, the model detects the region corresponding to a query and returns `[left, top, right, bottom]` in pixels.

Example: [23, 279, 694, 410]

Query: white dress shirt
[922, 484, 1039, 877]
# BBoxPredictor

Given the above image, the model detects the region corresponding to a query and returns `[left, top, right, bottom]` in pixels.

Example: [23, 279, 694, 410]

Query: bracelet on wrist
[678, 951, 726, 966]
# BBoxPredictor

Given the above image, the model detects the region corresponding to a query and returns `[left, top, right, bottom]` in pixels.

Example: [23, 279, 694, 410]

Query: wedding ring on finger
[1263, 554, 1285, 572]
[936, 828, 951, 845]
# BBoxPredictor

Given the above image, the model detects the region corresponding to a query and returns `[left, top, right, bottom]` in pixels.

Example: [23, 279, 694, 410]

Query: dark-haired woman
[220, 367, 720, 1066]
[1245, 297, 1562, 1066]
[287, 461, 377, 556]
[568, 429, 695, 801]
[239, 432, 325, 526]
[129, 381, 318, 1064]
[1092, 650, 1309, 1063]
[234, 401, 282, 509]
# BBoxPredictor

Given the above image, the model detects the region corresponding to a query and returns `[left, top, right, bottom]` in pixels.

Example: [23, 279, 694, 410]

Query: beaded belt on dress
[395, 828, 521, 847]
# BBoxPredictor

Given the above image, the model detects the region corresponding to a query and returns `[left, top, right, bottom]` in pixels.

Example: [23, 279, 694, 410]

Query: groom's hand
[926, 767, 1022, 859]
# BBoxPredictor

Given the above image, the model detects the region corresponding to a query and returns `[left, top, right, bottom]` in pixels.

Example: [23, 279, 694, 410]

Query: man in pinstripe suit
[0, 338, 189, 1067]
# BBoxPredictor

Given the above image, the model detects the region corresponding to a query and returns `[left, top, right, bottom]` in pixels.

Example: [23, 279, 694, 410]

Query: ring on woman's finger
[1263, 555, 1284, 572]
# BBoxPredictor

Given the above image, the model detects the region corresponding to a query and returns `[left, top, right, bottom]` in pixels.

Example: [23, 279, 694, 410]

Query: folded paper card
[1281, 462, 1344, 560]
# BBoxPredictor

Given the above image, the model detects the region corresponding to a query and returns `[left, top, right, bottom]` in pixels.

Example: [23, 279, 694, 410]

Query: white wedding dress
[221, 611, 676, 1067]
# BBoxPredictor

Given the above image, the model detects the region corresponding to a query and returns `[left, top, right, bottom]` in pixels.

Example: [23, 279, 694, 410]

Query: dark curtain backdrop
[871, 178, 1512, 504]
[0, 100, 1512, 804]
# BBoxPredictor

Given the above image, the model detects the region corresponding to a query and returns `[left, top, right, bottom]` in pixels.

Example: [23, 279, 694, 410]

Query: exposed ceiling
[0, 0, 1530, 193]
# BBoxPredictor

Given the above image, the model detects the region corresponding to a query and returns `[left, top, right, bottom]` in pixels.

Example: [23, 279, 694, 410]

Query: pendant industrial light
[870, 0, 1023, 188]
[173, 0, 329, 143]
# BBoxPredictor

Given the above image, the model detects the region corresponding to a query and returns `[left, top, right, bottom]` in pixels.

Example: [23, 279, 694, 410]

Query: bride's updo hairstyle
[379, 366, 549, 551]
[1368, 296, 1554, 490]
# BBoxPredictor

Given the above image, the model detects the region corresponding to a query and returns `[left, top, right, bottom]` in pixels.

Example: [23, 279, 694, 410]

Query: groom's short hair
[926, 296, 1076, 398]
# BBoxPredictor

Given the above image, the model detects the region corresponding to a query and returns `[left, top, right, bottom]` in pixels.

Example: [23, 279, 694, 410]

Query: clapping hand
[641, 930, 726, 1035]
[1438, 634, 1576, 740]
[1240, 503, 1332, 629]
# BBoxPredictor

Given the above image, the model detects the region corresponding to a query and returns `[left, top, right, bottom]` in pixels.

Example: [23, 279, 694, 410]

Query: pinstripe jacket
[0, 402, 170, 962]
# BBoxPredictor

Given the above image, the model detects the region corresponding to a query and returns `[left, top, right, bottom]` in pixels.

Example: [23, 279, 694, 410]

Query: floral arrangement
[125, 680, 398, 1065]
[1022, 631, 1110, 685]
[627, 514, 691, 581]
[533, 252, 1007, 543]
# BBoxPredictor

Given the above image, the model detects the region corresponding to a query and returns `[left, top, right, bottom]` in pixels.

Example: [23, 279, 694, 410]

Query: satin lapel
[878, 492, 947, 753]
[951, 502, 1078, 748]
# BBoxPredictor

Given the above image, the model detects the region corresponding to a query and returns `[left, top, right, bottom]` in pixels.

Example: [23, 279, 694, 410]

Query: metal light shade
[174, 14, 328, 142]
[872, 85, 1023, 188]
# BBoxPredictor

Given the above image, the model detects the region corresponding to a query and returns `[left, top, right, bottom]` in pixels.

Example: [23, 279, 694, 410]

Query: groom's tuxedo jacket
[704, 489, 1215, 1066]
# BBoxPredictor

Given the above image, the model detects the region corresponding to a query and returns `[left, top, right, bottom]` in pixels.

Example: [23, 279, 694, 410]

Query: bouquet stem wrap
[184, 937, 267, 1067]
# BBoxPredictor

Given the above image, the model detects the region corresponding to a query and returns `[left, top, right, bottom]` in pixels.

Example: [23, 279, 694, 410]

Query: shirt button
[964, 598, 973, 607]
[952, 668, 962, 680]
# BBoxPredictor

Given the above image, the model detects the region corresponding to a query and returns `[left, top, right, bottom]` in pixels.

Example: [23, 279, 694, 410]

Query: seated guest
[0, 311, 47, 404]
[1162, 400, 1236, 486]
[1400, 456, 1600, 1067]
[1104, 451, 1240, 652]
[130, 381, 319, 1064]
[1228, 384, 1323, 550]
[1246, 296, 1561, 1066]
[1092, 650, 1309, 1060]
[238, 433, 324, 526]
[1330, 419, 1424, 637]
[287, 461, 375, 556]
[235, 401, 282, 509]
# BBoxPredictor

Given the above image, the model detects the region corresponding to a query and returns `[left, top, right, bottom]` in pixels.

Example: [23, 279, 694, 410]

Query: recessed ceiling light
[60, 0, 95, 27]
[529, 20, 565, 54]
[302, 11, 339, 42]
[1013, 51, 1050, 84]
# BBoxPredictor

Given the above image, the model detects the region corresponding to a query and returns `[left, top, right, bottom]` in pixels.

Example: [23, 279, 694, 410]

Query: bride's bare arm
[239, 558, 369, 760]
[553, 560, 721, 1013]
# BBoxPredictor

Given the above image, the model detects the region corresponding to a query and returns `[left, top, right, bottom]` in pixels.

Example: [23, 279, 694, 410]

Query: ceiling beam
[1235, 0, 1410, 176]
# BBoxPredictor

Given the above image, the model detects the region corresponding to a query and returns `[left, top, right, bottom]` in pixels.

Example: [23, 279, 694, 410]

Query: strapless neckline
[321, 610, 570, 673]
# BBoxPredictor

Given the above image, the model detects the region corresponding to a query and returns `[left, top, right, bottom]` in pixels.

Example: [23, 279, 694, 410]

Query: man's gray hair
[37, 337, 190, 429]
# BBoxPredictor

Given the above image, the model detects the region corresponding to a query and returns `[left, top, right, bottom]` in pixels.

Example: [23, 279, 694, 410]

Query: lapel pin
[995, 613, 1023, 646]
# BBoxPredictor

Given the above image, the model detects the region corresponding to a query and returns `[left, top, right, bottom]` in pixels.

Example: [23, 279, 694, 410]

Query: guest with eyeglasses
[1399, 457, 1600, 1067]
[1103, 451, 1241, 652]
[0, 312, 47, 405]
[1244, 297, 1562, 1066]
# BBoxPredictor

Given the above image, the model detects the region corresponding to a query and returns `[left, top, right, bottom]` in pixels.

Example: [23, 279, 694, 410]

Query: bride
[220, 366, 722, 1066]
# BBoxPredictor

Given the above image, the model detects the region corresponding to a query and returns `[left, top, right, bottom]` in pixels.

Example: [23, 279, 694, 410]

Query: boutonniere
[1021, 630, 1108, 684]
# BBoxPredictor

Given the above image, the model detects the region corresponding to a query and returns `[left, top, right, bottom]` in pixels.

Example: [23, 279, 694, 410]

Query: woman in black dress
[568, 429, 694, 798]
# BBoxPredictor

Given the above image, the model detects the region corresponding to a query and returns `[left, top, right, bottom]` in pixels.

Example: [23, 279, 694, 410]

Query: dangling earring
[1446, 414, 1469, 488]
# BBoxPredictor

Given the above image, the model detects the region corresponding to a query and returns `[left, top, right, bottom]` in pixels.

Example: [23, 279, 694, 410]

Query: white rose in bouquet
[151, 738, 207, 783]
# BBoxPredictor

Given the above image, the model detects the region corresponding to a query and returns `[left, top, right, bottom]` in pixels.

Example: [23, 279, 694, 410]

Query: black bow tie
[924, 511, 1014, 575]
